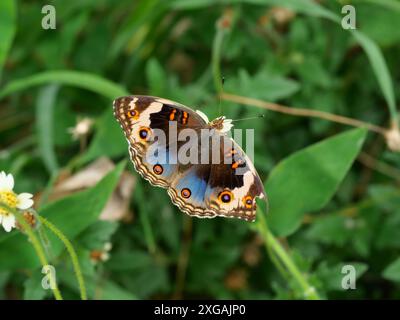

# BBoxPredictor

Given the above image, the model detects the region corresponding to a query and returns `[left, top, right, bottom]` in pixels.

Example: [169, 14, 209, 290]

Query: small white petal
[101, 252, 110, 261]
[0, 173, 14, 191]
[196, 110, 209, 123]
[0, 214, 3, 224]
[104, 242, 113, 251]
[0, 172, 8, 190]
[2, 214, 16, 232]
[17, 193, 34, 210]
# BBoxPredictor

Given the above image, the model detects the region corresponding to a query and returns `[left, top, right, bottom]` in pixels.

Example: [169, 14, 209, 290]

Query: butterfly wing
[114, 95, 266, 222]
[113, 95, 206, 188]
[167, 133, 266, 221]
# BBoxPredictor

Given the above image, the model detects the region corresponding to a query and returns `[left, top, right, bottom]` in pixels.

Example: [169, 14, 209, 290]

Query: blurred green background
[0, 0, 400, 300]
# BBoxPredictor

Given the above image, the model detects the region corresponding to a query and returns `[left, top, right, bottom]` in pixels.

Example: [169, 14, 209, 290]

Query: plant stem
[257, 212, 320, 300]
[265, 235, 291, 282]
[221, 92, 388, 135]
[37, 222, 54, 260]
[173, 216, 193, 299]
[358, 152, 400, 181]
[0, 203, 63, 300]
[39, 216, 88, 300]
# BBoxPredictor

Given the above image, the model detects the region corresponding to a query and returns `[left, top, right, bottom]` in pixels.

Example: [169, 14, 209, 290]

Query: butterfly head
[195, 110, 233, 133]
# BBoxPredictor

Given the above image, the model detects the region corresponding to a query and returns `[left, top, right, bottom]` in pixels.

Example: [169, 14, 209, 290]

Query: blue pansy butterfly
[113, 95, 266, 221]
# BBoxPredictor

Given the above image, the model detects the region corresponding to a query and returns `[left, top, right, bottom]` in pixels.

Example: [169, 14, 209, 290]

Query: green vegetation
[0, 0, 399, 300]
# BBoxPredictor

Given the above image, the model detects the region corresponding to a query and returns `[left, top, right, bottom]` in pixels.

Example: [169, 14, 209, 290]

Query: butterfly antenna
[218, 76, 225, 116]
[231, 114, 265, 122]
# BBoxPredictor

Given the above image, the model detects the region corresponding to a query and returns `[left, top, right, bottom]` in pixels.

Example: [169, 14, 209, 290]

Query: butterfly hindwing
[166, 131, 265, 221]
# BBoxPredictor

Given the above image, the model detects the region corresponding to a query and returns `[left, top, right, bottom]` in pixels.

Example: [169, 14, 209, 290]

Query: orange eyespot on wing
[126, 110, 139, 119]
[138, 127, 151, 140]
[181, 188, 191, 198]
[243, 196, 253, 209]
[218, 190, 233, 204]
[153, 164, 164, 175]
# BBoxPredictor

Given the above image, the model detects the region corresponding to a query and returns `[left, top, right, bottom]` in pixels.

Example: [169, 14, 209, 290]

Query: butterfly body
[113, 95, 266, 221]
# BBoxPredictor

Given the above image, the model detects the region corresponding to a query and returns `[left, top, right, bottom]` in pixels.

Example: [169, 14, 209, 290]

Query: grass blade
[35, 84, 60, 174]
[0, 70, 129, 101]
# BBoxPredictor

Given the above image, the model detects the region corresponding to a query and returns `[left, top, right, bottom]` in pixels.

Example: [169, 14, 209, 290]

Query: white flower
[0, 171, 34, 232]
[68, 117, 94, 140]
[90, 242, 113, 264]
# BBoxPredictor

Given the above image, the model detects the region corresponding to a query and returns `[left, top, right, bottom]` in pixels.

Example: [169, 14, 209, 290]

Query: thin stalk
[358, 152, 400, 181]
[221, 92, 388, 136]
[173, 216, 193, 299]
[265, 235, 291, 282]
[0, 203, 63, 300]
[39, 216, 87, 300]
[37, 222, 54, 260]
[257, 212, 320, 300]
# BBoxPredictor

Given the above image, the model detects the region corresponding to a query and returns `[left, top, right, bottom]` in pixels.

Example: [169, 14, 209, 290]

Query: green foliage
[35, 84, 60, 174]
[0, 0, 399, 300]
[0, 0, 15, 77]
[0, 162, 125, 270]
[267, 128, 367, 236]
[383, 258, 400, 282]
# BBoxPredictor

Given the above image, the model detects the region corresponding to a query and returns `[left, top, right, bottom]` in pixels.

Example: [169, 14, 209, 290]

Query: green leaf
[357, 3, 400, 47]
[382, 258, 400, 282]
[105, 251, 153, 272]
[316, 262, 368, 291]
[0, 70, 128, 100]
[98, 280, 138, 300]
[170, 0, 218, 10]
[0, 161, 125, 271]
[0, 0, 16, 77]
[23, 269, 49, 300]
[226, 69, 300, 102]
[77, 220, 118, 250]
[35, 84, 60, 174]
[306, 215, 350, 246]
[58, 265, 137, 300]
[354, 0, 400, 12]
[349, 30, 397, 121]
[266, 128, 367, 236]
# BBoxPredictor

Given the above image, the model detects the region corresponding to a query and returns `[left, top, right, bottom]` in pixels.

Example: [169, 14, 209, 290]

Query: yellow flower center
[0, 191, 18, 215]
